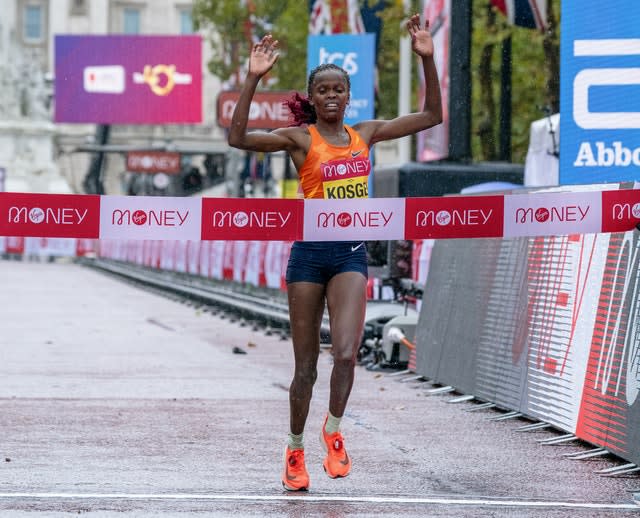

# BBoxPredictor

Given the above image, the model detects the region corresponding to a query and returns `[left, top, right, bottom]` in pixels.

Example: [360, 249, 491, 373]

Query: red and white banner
[2, 187, 640, 241]
[406, 195, 503, 239]
[126, 151, 181, 174]
[0, 193, 100, 238]
[303, 198, 404, 241]
[503, 191, 602, 237]
[201, 198, 302, 241]
[99, 195, 201, 241]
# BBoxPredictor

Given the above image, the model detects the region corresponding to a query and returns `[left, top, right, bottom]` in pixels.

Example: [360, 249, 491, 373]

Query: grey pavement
[1, 259, 639, 517]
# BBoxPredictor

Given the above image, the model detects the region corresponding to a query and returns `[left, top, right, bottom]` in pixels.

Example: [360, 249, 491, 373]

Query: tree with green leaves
[194, 0, 560, 165]
[472, 0, 560, 163]
[193, 1, 309, 92]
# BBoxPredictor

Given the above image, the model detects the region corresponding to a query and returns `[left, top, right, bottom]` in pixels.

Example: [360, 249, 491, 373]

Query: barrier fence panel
[474, 237, 530, 410]
[415, 227, 640, 466]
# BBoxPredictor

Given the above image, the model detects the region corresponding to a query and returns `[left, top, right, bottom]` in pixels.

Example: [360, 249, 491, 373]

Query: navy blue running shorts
[286, 241, 369, 285]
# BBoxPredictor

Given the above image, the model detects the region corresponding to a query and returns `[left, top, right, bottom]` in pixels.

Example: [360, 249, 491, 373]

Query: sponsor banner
[201, 198, 303, 241]
[99, 195, 201, 240]
[559, 1, 640, 184]
[601, 189, 640, 233]
[264, 241, 285, 289]
[307, 34, 375, 126]
[55, 35, 202, 124]
[0, 193, 100, 238]
[244, 241, 267, 287]
[418, 0, 450, 161]
[405, 195, 503, 239]
[126, 151, 181, 174]
[5, 237, 25, 254]
[187, 241, 201, 275]
[217, 91, 292, 129]
[24, 238, 78, 257]
[503, 191, 602, 238]
[303, 198, 404, 241]
[4, 187, 640, 241]
[209, 241, 225, 279]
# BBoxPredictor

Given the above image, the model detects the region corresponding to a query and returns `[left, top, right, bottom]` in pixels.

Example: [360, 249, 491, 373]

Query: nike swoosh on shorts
[351, 242, 364, 252]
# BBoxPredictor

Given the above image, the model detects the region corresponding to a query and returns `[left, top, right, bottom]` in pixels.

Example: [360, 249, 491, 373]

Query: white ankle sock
[288, 432, 304, 450]
[325, 412, 341, 434]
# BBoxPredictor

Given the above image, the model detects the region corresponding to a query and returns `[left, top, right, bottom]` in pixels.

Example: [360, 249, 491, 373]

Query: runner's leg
[325, 271, 367, 418]
[287, 281, 326, 434]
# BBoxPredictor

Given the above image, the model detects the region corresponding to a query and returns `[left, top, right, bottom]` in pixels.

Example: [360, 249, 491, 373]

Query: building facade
[1, 0, 228, 195]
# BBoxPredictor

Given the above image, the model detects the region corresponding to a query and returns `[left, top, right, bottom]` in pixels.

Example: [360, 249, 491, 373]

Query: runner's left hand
[406, 14, 434, 58]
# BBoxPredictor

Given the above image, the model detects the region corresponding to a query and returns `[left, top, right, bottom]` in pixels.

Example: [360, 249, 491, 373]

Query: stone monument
[0, 34, 72, 194]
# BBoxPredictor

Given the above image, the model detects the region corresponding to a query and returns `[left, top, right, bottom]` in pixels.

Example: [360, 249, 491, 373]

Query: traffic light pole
[449, 0, 472, 162]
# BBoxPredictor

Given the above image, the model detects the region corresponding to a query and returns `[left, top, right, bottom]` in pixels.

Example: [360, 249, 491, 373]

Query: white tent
[524, 113, 560, 187]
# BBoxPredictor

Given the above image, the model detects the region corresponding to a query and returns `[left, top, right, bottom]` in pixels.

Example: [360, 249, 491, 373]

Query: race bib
[320, 156, 370, 199]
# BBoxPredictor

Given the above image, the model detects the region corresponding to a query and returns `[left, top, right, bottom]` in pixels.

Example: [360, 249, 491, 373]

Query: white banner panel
[303, 198, 405, 241]
[264, 241, 284, 289]
[503, 191, 602, 238]
[23, 238, 78, 257]
[99, 196, 201, 241]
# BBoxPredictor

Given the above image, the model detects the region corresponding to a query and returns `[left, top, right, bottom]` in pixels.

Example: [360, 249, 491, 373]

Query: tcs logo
[573, 39, 640, 129]
[318, 47, 359, 75]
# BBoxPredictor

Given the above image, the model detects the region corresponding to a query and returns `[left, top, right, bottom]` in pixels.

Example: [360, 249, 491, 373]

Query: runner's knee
[293, 365, 318, 387]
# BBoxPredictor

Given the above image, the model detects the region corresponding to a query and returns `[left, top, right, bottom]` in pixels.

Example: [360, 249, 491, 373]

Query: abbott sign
[560, 1, 640, 184]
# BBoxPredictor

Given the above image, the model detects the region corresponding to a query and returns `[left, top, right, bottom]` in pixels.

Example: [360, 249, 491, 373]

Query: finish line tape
[1, 188, 639, 241]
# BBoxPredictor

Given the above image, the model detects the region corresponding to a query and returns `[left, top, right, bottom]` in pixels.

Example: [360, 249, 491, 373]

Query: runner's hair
[285, 64, 351, 126]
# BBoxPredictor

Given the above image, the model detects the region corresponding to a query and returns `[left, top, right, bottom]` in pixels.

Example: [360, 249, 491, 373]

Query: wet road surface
[1, 260, 639, 517]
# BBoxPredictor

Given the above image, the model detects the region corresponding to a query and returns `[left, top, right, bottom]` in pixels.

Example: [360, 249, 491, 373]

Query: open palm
[406, 14, 434, 58]
[249, 34, 279, 77]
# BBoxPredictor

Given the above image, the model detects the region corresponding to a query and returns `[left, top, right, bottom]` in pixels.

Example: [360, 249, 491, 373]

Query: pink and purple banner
[54, 35, 202, 124]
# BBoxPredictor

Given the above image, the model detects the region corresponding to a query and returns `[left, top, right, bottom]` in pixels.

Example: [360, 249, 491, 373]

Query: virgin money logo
[535, 208, 550, 222]
[415, 208, 493, 227]
[337, 212, 352, 227]
[1, 193, 100, 238]
[611, 203, 640, 220]
[202, 198, 302, 241]
[29, 208, 45, 223]
[112, 209, 188, 226]
[515, 205, 590, 224]
[132, 210, 147, 225]
[406, 196, 503, 239]
[233, 212, 248, 227]
[321, 156, 370, 180]
[9, 206, 90, 225]
[317, 210, 392, 229]
[211, 210, 291, 228]
[436, 211, 451, 225]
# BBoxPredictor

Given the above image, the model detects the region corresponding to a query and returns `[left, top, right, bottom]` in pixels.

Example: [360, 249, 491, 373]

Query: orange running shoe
[282, 447, 309, 491]
[320, 415, 351, 478]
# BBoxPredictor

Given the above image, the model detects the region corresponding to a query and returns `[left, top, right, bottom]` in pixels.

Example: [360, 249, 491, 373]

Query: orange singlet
[298, 125, 371, 200]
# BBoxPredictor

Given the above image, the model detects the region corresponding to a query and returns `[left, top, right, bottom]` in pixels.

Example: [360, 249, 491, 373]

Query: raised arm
[358, 14, 443, 145]
[228, 35, 296, 153]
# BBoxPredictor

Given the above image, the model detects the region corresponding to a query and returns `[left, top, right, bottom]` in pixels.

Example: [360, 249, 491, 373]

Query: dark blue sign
[307, 34, 375, 126]
[560, 1, 640, 184]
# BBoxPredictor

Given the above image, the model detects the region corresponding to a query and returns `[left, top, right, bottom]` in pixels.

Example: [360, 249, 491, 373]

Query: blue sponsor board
[307, 34, 375, 126]
[560, 1, 640, 184]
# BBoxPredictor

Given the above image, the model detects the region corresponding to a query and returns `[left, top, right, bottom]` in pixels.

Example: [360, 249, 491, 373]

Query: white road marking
[0, 493, 637, 510]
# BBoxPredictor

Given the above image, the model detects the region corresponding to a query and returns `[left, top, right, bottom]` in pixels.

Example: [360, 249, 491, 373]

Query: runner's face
[309, 70, 349, 123]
